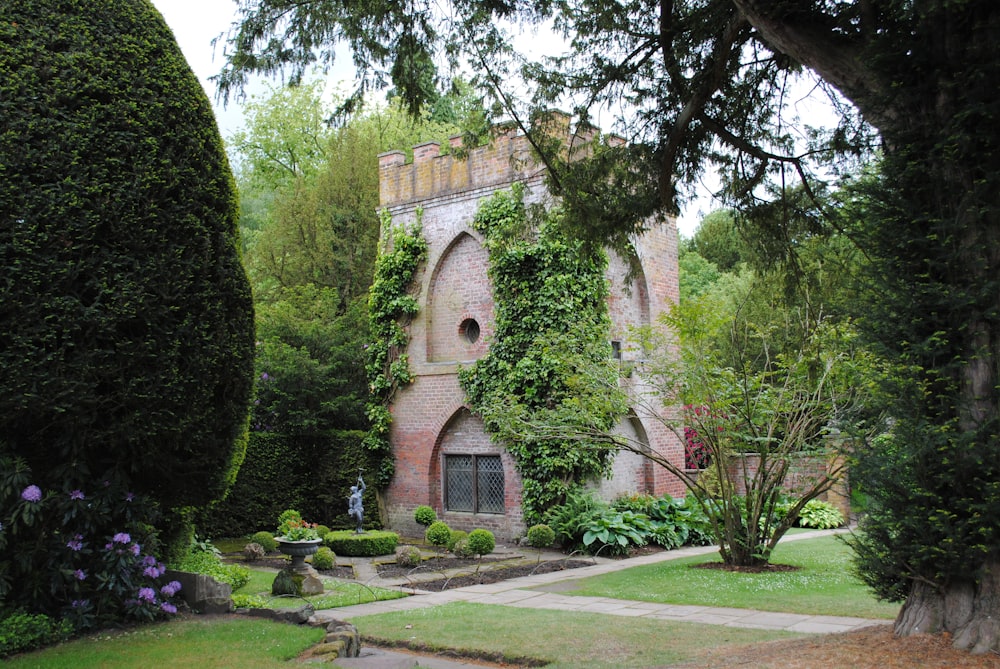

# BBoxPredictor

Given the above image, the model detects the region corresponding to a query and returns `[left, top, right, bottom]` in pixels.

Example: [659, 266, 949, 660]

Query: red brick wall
[427, 232, 494, 363]
[379, 117, 685, 541]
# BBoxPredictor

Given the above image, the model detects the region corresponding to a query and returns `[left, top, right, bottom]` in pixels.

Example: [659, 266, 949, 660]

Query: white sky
[152, 0, 731, 237]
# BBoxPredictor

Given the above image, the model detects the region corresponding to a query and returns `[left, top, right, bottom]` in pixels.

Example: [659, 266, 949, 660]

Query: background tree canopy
[198, 82, 481, 535]
[218, 0, 1000, 652]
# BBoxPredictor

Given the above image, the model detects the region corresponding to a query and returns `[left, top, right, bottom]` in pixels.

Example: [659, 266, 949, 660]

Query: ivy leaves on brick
[363, 212, 428, 486]
[460, 187, 620, 525]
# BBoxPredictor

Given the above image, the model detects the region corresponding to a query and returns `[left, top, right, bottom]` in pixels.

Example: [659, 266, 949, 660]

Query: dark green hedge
[324, 530, 399, 557]
[195, 431, 379, 538]
[0, 0, 254, 509]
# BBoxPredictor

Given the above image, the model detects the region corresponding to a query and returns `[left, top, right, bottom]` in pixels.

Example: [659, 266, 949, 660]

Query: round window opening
[460, 318, 481, 344]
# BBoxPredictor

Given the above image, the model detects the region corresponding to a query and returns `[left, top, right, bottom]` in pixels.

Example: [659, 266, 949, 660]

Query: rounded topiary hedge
[425, 521, 452, 548]
[324, 530, 399, 557]
[0, 0, 254, 511]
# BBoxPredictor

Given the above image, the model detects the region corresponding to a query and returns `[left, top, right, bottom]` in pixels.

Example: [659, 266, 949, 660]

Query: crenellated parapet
[378, 111, 624, 209]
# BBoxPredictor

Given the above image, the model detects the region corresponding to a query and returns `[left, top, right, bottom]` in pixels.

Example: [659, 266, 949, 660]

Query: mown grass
[5, 616, 324, 669]
[234, 568, 405, 609]
[562, 534, 899, 619]
[354, 601, 805, 668]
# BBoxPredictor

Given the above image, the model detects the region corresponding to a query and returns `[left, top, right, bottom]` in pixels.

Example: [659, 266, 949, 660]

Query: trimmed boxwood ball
[311, 546, 336, 570]
[414, 505, 437, 526]
[467, 529, 495, 556]
[0, 0, 254, 513]
[527, 524, 556, 549]
[324, 530, 399, 557]
[251, 531, 278, 553]
[425, 521, 452, 548]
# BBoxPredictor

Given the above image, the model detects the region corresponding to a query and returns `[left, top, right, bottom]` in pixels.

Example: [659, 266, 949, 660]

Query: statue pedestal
[274, 538, 325, 596]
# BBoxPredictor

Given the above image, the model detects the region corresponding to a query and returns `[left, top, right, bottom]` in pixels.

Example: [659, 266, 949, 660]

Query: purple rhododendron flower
[161, 581, 182, 597]
[160, 602, 177, 614]
[74, 569, 87, 581]
[113, 532, 131, 544]
[71, 599, 90, 609]
[125, 492, 134, 502]
[21, 485, 42, 502]
[138, 587, 156, 603]
[67, 534, 84, 551]
[130, 543, 141, 556]
[143, 565, 163, 579]
[142, 555, 158, 567]
[70, 489, 85, 500]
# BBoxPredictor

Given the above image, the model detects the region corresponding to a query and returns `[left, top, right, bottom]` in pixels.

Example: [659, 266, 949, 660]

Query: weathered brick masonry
[378, 114, 685, 541]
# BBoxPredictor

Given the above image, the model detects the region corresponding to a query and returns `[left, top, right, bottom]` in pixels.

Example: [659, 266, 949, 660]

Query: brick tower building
[377, 114, 686, 541]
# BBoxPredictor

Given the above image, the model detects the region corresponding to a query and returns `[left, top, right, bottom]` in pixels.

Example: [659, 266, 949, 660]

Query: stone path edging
[311, 529, 891, 635]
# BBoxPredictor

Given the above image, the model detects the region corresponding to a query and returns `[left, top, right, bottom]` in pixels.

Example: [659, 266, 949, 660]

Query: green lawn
[7, 535, 896, 668]
[233, 568, 406, 609]
[559, 534, 899, 619]
[5, 617, 324, 669]
[353, 601, 804, 669]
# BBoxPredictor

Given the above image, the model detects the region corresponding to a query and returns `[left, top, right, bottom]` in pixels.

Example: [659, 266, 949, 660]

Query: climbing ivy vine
[364, 210, 428, 486]
[460, 185, 621, 525]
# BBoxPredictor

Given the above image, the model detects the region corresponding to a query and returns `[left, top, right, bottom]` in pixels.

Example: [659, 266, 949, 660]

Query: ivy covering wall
[460, 186, 621, 525]
[364, 213, 429, 487]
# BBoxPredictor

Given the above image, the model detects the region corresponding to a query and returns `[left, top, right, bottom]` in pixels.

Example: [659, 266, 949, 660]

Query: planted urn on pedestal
[272, 510, 325, 596]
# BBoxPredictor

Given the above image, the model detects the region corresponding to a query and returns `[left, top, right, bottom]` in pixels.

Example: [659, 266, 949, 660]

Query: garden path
[315, 529, 890, 668]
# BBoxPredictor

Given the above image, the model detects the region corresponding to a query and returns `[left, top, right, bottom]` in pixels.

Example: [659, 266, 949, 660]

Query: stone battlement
[378, 111, 624, 209]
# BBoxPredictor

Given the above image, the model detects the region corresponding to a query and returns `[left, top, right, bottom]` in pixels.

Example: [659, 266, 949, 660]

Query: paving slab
[313, 529, 891, 667]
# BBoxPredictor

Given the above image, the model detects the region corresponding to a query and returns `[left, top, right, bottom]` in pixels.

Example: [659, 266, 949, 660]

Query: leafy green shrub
[425, 521, 452, 548]
[251, 531, 278, 552]
[315, 525, 332, 539]
[526, 524, 555, 549]
[612, 493, 658, 515]
[324, 530, 399, 557]
[395, 545, 423, 568]
[0, 611, 73, 658]
[580, 510, 651, 556]
[467, 529, 496, 556]
[797, 499, 845, 529]
[414, 505, 437, 526]
[0, 0, 254, 618]
[672, 495, 716, 546]
[173, 548, 251, 591]
[451, 537, 474, 558]
[447, 529, 468, 552]
[311, 546, 336, 570]
[545, 489, 608, 551]
[243, 542, 266, 562]
[232, 593, 268, 609]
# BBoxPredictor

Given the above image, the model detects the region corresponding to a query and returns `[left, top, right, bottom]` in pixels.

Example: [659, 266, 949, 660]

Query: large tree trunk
[896, 554, 1000, 654]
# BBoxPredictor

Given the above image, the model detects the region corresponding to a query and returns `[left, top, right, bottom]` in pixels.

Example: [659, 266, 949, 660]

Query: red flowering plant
[682, 405, 718, 469]
[276, 509, 320, 541]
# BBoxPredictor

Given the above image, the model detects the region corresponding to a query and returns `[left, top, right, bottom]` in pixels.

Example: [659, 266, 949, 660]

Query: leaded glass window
[444, 454, 504, 514]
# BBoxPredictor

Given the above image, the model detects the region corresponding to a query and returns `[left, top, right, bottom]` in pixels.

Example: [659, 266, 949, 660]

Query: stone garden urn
[274, 538, 324, 595]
